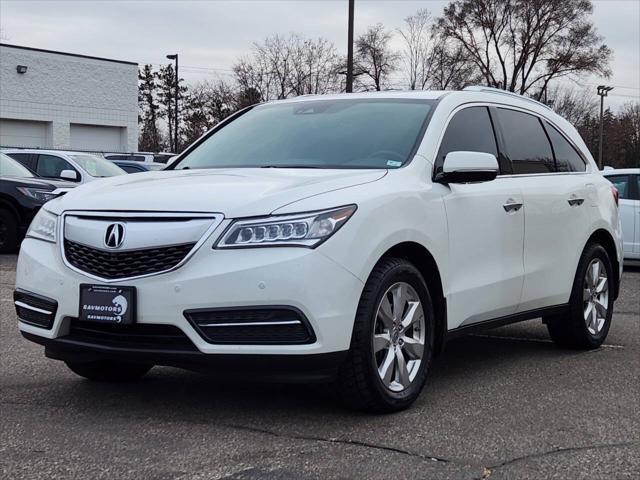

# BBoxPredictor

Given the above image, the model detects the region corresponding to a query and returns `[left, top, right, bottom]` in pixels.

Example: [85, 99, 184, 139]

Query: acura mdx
[14, 88, 623, 411]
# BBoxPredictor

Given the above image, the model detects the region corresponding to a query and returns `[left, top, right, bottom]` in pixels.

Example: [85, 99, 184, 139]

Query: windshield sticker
[386, 160, 402, 167]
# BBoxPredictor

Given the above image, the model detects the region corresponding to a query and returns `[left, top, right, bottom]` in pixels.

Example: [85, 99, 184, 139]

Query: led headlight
[26, 208, 58, 243]
[217, 205, 357, 248]
[16, 187, 58, 203]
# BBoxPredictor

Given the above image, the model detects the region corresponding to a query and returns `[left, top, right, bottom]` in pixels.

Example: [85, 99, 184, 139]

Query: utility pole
[166, 54, 179, 152]
[346, 0, 354, 93]
[597, 85, 613, 169]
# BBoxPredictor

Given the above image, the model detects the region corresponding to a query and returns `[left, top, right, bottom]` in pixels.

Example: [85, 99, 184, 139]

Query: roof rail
[463, 86, 552, 110]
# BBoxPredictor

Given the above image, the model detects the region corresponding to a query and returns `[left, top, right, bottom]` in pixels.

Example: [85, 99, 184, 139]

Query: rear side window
[498, 109, 554, 174]
[435, 107, 498, 175]
[6, 153, 36, 171]
[606, 175, 630, 199]
[545, 123, 586, 172]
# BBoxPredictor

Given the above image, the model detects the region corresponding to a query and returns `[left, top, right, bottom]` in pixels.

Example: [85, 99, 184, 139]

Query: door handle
[503, 199, 523, 213]
[568, 194, 585, 207]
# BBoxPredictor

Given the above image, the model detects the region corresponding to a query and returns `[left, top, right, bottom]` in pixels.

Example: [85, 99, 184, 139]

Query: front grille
[64, 239, 195, 280]
[184, 307, 315, 345]
[65, 318, 198, 351]
[14, 290, 57, 329]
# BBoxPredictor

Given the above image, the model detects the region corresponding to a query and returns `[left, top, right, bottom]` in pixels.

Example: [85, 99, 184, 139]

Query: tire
[0, 208, 19, 254]
[545, 243, 614, 350]
[65, 361, 152, 382]
[335, 257, 435, 413]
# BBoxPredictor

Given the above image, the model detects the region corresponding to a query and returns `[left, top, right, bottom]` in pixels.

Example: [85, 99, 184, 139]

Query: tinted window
[435, 107, 498, 175]
[498, 109, 554, 174]
[636, 175, 640, 200]
[176, 99, 434, 170]
[6, 153, 36, 171]
[120, 165, 144, 173]
[37, 154, 78, 180]
[105, 155, 127, 160]
[606, 175, 630, 199]
[545, 123, 586, 172]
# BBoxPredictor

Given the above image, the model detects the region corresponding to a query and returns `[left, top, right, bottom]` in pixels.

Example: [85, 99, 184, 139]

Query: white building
[0, 44, 138, 152]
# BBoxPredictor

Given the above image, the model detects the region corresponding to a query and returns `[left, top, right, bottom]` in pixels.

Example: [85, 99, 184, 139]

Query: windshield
[175, 99, 434, 170]
[0, 153, 35, 178]
[70, 154, 125, 177]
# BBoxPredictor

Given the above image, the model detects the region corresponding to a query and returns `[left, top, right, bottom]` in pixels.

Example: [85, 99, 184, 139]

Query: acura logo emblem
[104, 223, 125, 249]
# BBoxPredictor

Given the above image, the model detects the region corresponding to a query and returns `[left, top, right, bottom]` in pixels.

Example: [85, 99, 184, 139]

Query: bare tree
[398, 9, 432, 90]
[181, 80, 237, 146]
[428, 34, 482, 90]
[234, 34, 342, 101]
[354, 24, 400, 91]
[544, 84, 597, 125]
[436, 0, 612, 99]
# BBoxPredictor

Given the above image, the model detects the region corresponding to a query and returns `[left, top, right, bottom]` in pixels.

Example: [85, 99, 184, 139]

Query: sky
[1, 0, 639, 109]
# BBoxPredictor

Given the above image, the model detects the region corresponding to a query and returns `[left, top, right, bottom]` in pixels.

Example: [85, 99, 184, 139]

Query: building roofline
[0, 43, 137, 66]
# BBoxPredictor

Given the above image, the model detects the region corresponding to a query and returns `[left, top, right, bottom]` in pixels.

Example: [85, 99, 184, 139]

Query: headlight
[216, 205, 357, 248]
[26, 209, 58, 243]
[16, 187, 58, 203]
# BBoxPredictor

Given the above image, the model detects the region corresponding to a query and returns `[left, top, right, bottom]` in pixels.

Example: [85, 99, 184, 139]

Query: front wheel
[65, 361, 152, 382]
[545, 243, 614, 350]
[335, 257, 435, 413]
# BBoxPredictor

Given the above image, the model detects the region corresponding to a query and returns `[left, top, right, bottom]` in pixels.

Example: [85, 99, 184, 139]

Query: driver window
[36, 154, 79, 181]
[435, 107, 498, 176]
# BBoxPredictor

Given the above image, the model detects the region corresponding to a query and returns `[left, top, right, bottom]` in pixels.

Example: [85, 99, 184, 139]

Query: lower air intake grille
[64, 239, 195, 280]
[184, 307, 315, 345]
[14, 289, 57, 329]
[65, 318, 198, 351]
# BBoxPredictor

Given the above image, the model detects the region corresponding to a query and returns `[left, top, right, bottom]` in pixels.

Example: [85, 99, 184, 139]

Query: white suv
[14, 88, 623, 412]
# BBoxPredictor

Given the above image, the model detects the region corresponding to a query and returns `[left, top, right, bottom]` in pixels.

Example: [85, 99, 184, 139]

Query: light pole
[346, 0, 354, 93]
[597, 85, 613, 169]
[166, 53, 179, 152]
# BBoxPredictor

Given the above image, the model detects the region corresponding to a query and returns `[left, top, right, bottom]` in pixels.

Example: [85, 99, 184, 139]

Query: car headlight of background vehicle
[216, 205, 357, 248]
[26, 208, 58, 243]
[16, 187, 58, 203]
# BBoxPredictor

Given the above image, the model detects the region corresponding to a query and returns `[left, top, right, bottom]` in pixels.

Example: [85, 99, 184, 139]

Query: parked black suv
[0, 153, 75, 252]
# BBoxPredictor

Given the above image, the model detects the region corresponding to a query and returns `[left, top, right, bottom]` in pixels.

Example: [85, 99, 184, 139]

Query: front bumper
[16, 236, 364, 361]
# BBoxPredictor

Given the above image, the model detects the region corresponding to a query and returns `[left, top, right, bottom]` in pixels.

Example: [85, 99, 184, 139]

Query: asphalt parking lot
[1, 254, 638, 480]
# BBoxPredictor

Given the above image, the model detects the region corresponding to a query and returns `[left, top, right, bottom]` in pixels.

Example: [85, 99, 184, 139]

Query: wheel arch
[585, 229, 620, 300]
[378, 242, 447, 356]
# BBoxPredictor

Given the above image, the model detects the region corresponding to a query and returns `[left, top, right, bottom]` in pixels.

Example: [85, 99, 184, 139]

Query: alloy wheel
[583, 258, 609, 335]
[373, 282, 425, 392]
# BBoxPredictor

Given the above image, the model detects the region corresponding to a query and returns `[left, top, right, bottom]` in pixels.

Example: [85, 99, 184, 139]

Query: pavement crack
[220, 421, 452, 464]
[488, 441, 638, 469]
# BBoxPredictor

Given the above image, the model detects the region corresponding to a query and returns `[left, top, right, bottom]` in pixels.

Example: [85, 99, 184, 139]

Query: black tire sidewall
[570, 244, 614, 346]
[359, 260, 435, 406]
[0, 208, 18, 253]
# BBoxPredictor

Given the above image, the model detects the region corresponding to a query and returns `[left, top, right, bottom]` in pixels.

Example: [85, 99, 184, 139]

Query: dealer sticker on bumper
[79, 284, 136, 324]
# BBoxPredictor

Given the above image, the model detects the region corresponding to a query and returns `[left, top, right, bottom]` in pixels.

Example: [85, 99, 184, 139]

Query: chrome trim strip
[198, 320, 302, 327]
[59, 211, 225, 283]
[14, 301, 52, 315]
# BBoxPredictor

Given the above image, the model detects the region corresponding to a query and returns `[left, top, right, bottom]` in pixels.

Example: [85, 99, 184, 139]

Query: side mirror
[435, 151, 499, 184]
[59, 170, 79, 181]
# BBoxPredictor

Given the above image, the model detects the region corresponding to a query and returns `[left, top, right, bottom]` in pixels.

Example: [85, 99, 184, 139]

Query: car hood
[47, 168, 387, 217]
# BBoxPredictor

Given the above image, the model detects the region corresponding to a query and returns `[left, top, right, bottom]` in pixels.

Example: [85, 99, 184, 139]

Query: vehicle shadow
[44, 324, 573, 421]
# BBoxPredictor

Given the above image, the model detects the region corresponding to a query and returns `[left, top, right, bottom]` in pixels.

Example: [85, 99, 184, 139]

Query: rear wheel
[65, 361, 152, 382]
[0, 208, 19, 254]
[545, 243, 614, 349]
[335, 257, 435, 412]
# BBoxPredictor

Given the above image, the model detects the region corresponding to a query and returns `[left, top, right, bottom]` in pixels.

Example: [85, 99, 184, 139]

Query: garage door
[70, 124, 124, 152]
[0, 119, 50, 148]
